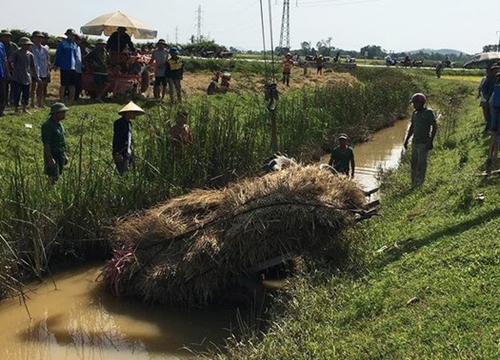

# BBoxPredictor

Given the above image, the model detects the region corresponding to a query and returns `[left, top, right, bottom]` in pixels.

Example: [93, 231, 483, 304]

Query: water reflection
[1, 120, 409, 360]
[0, 265, 244, 360]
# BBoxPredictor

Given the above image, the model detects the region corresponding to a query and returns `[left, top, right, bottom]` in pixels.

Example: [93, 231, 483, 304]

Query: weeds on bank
[0, 69, 418, 298]
[220, 77, 500, 359]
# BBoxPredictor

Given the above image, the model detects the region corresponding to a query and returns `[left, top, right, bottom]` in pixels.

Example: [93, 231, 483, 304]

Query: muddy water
[0, 264, 248, 360]
[0, 120, 410, 360]
[322, 119, 410, 192]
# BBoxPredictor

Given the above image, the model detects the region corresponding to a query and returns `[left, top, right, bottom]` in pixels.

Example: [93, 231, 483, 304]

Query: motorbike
[207, 71, 231, 95]
[385, 57, 397, 66]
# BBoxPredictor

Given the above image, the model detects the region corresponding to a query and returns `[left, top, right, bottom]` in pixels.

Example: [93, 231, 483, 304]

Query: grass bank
[0, 68, 420, 298]
[219, 76, 500, 359]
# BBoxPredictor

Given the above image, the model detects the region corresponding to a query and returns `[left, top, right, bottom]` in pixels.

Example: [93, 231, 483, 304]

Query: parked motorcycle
[385, 56, 397, 66]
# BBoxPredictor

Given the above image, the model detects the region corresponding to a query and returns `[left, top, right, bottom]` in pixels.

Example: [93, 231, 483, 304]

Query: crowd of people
[478, 63, 500, 172]
[42, 100, 192, 183]
[0, 26, 186, 117]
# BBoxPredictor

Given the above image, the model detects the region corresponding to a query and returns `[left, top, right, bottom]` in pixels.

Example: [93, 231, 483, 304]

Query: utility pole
[175, 26, 179, 44]
[279, 0, 290, 52]
[497, 30, 500, 52]
[196, 5, 203, 42]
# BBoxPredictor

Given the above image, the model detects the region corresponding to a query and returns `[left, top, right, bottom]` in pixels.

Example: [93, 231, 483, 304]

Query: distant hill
[407, 48, 468, 56]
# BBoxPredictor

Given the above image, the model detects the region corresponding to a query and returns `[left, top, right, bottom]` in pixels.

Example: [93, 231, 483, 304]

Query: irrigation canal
[0, 119, 409, 359]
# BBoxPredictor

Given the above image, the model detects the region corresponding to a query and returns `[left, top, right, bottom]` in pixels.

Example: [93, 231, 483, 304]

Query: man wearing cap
[84, 39, 110, 102]
[328, 133, 355, 178]
[0, 40, 7, 116]
[54, 29, 79, 104]
[403, 93, 437, 188]
[8, 37, 39, 114]
[41, 102, 69, 184]
[1, 30, 19, 107]
[112, 101, 145, 174]
[165, 47, 184, 103]
[30, 31, 50, 109]
[151, 39, 168, 101]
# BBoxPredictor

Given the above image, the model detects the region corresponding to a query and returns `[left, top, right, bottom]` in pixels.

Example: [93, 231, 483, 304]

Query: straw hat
[118, 101, 145, 115]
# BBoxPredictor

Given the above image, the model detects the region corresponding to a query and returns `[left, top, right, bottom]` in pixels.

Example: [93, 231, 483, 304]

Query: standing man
[0, 40, 7, 116]
[107, 26, 135, 53]
[316, 55, 324, 75]
[282, 52, 294, 87]
[54, 29, 78, 104]
[403, 93, 438, 188]
[112, 101, 145, 175]
[1, 30, 19, 107]
[30, 31, 50, 108]
[41, 32, 51, 104]
[84, 39, 110, 102]
[151, 39, 168, 101]
[165, 47, 183, 104]
[328, 133, 355, 178]
[8, 37, 39, 114]
[41, 102, 69, 184]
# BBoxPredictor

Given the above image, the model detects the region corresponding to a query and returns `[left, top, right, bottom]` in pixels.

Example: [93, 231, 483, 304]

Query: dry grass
[47, 67, 358, 102]
[101, 164, 365, 306]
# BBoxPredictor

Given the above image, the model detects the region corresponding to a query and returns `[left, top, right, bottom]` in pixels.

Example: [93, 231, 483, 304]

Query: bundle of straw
[102, 165, 365, 305]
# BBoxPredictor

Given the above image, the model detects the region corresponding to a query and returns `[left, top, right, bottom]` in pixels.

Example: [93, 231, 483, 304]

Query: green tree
[359, 45, 385, 59]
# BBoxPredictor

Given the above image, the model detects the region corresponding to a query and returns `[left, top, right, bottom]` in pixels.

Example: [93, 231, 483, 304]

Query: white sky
[1, 0, 499, 54]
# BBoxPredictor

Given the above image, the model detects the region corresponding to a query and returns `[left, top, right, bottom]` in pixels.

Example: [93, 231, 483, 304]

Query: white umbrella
[80, 11, 157, 39]
[463, 52, 500, 69]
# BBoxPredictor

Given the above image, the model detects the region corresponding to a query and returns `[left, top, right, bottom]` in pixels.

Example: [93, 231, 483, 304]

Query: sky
[1, 0, 499, 55]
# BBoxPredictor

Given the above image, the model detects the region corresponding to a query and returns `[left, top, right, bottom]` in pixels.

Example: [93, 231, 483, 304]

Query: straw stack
[102, 165, 365, 305]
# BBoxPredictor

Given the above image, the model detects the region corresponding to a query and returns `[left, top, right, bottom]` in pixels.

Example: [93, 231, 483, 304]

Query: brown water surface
[0, 264, 246, 360]
[0, 120, 409, 360]
[322, 119, 409, 192]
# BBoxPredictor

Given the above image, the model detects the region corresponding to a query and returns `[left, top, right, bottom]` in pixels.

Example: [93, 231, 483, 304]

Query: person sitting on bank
[169, 110, 192, 151]
[112, 101, 145, 175]
[41, 102, 69, 184]
[328, 133, 355, 178]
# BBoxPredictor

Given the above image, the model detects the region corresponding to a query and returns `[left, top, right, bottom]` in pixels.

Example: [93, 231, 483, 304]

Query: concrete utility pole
[497, 30, 500, 51]
[196, 5, 203, 42]
[175, 27, 179, 44]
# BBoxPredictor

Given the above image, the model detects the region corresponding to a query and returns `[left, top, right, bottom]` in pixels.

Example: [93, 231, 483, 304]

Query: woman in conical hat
[113, 101, 145, 174]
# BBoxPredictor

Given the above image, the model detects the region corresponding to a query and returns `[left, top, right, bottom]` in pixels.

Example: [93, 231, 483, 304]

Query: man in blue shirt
[54, 29, 78, 104]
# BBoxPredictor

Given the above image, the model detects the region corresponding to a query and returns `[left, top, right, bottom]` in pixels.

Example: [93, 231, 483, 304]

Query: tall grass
[0, 68, 420, 298]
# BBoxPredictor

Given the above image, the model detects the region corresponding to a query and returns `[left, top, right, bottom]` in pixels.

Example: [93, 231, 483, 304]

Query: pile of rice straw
[101, 165, 365, 305]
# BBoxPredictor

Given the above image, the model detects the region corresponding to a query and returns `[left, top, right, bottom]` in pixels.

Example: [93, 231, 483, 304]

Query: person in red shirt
[282, 52, 294, 87]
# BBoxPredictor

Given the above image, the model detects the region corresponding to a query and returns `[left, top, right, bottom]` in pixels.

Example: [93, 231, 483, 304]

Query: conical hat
[118, 101, 145, 115]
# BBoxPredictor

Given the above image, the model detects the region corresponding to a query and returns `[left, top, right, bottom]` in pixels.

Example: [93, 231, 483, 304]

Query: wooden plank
[476, 169, 500, 177]
[365, 199, 380, 209]
[362, 187, 380, 196]
[248, 251, 298, 273]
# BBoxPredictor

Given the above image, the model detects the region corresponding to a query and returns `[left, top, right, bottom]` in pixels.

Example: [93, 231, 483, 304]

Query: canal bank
[0, 118, 412, 360]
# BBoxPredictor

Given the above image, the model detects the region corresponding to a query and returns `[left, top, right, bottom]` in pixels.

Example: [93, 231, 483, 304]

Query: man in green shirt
[41, 102, 69, 184]
[403, 92, 437, 188]
[84, 39, 110, 103]
[328, 133, 355, 178]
